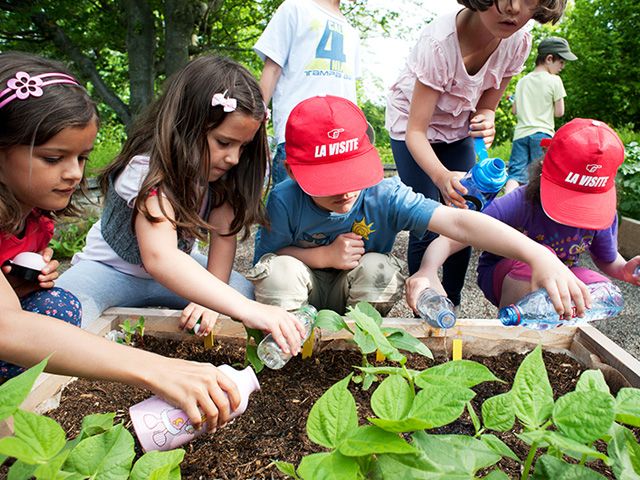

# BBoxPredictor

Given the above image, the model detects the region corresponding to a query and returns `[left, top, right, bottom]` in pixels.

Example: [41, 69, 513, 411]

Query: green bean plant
[276, 345, 640, 479]
[0, 358, 184, 478]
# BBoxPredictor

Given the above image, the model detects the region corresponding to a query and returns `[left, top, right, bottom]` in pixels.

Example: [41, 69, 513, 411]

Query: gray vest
[101, 177, 204, 265]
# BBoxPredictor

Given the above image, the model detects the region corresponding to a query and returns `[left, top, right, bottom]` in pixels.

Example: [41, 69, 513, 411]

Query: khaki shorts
[246, 252, 406, 315]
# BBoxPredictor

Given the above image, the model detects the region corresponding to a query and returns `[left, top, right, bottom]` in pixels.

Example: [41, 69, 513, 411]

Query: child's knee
[20, 287, 82, 327]
[347, 253, 405, 310]
[247, 254, 312, 308]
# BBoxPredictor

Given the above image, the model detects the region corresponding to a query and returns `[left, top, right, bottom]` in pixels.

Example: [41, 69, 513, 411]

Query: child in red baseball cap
[248, 96, 592, 317]
[424, 118, 640, 311]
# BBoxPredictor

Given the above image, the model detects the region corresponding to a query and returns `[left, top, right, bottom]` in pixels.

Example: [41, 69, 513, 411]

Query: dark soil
[38, 336, 619, 480]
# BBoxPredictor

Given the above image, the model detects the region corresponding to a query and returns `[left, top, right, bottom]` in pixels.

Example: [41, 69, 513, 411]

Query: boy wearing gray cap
[505, 36, 577, 194]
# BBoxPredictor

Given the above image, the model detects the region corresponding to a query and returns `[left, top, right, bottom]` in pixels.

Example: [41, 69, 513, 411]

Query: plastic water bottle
[416, 288, 457, 329]
[129, 364, 260, 452]
[257, 305, 317, 369]
[457, 138, 508, 211]
[498, 281, 624, 330]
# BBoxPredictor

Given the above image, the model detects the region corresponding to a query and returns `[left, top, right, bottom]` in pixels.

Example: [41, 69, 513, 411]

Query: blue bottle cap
[498, 305, 521, 326]
[471, 158, 508, 193]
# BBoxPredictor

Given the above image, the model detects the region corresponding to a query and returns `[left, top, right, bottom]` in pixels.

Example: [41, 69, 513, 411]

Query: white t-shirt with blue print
[254, 176, 441, 264]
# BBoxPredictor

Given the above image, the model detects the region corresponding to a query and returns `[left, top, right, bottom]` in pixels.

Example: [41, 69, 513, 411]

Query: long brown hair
[457, 0, 567, 24]
[0, 52, 97, 235]
[100, 55, 269, 242]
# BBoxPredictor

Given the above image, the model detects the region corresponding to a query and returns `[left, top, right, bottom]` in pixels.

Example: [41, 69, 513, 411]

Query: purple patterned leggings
[0, 287, 82, 379]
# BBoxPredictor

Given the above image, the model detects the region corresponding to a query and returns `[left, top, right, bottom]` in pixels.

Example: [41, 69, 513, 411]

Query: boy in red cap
[424, 118, 640, 310]
[248, 96, 591, 317]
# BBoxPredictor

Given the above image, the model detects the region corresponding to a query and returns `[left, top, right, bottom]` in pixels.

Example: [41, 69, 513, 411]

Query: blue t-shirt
[254, 177, 440, 263]
[477, 187, 618, 297]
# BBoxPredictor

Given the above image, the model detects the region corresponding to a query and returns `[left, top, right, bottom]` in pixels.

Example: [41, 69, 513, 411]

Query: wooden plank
[573, 325, 640, 388]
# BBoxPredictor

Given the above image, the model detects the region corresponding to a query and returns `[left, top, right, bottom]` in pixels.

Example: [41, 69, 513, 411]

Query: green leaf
[315, 310, 349, 332]
[553, 391, 615, 443]
[79, 413, 116, 438]
[531, 454, 607, 479]
[0, 410, 66, 464]
[7, 460, 36, 480]
[415, 360, 501, 389]
[130, 449, 185, 480]
[351, 302, 383, 326]
[0, 358, 48, 421]
[408, 385, 475, 429]
[244, 327, 264, 373]
[482, 393, 515, 432]
[511, 346, 554, 429]
[480, 434, 519, 462]
[297, 451, 360, 480]
[541, 431, 610, 463]
[339, 425, 415, 456]
[306, 375, 358, 449]
[274, 461, 301, 479]
[412, 432, 501, 474]
[615, 388, 640, 427]
[352, 327, 377, 355]
[607, 423, 640, 479]
[382, 328, 433, 359]
[371, 375, 414, 421]
[483, 470, 510, 480]
[368, 417, 433, 433]
[575, 370, 610, 394]
[33, 449, 70, 478]
[63, 423, 135, 478]
[350, 310, 404, 363]
[374, 452, 453, 479]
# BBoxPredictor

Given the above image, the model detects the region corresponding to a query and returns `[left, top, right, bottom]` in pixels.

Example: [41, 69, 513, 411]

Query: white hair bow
[211, 90, 237, 112]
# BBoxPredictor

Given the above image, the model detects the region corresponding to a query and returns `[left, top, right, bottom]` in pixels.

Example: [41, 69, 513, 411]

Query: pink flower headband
[0, 71, 80, 109]
[211, 90, 271, 123]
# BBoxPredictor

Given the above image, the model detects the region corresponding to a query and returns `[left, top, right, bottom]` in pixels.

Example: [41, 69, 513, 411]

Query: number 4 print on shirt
[316, 21, 346, 65]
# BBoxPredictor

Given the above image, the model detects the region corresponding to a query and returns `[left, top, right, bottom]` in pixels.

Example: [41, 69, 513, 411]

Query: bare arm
[593, 253, 640, 285]
[405, 206, 591, 316]
[277, 232, 364, 270]
[206, 202, 237, 283]
[512, 99, 517, 115]
[554, 97, 565, 117]
[259, 57, 282, 105]
[135, 196, 305, 353]
[405, 81, 467, 207]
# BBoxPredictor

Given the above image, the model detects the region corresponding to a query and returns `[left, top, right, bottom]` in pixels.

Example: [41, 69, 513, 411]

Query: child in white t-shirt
[255, 0, 360, 186]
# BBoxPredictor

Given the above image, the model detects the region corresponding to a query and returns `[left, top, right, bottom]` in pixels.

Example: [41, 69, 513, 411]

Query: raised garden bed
[2, 307, 640, 479]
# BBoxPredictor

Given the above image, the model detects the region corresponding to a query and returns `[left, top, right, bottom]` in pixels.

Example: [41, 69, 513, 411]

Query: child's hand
[179, 302, 218, 336]
[469, 114, 496, 148]
[530, 254, 592, 318]
[622, 256, 640, 285]
[435, 170, 467, 208]
[37, 248, 59, 289]
[326, 233, 364, 269]
[405, 273, 444, 312]
[146, 358, 241, 431]
[243, 303, 306, 356]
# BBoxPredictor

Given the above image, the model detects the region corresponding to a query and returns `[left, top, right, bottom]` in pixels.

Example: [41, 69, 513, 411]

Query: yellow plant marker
[452, 338, 463, 361]
[376, 349, 386, 363]
[204, 332, 215, 350]
[302, 329, 315, 359]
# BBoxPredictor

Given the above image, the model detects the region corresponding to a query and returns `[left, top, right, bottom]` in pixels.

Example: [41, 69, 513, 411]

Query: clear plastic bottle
[257, 305, 317, 369]
[457, 138, 508, 211]
[416, 288, 457, 329]
[498, 281, 624, 330]
[129, 364, 260, 452]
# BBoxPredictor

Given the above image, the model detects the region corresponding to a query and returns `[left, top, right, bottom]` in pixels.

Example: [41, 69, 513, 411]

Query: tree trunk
[123, 0, 155, 120]
[164, 0, 202, 78]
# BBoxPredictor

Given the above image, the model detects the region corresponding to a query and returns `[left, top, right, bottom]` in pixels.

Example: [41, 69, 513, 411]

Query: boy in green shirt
[505, 36, 577, 194]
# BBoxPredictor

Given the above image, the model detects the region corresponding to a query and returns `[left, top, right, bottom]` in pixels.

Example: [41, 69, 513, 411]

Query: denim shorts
[508, 132, 551, 184]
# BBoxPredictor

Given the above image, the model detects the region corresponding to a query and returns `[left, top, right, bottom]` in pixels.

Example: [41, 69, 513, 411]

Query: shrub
[617, 140, 640, 219]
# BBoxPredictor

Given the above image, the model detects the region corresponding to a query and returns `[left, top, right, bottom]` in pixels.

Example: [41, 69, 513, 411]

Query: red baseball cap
[285, 95, 383, 196]
[540, 119, 624, 230]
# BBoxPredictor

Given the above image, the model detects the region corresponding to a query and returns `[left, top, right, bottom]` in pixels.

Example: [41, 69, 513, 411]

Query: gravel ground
[235, 229, 640, 361]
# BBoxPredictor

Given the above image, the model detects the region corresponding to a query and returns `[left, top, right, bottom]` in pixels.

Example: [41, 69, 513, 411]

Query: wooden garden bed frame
[3, 306, 640, 437]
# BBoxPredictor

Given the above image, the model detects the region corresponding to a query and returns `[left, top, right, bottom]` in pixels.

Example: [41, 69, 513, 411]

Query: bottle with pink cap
[129, 364, 260, 452]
